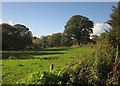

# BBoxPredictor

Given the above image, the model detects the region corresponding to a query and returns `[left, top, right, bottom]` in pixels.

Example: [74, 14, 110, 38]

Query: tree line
[1, 15, 95, 50]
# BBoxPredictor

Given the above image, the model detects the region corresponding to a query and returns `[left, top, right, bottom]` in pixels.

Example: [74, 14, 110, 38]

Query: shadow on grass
[2, 51, 64, 59]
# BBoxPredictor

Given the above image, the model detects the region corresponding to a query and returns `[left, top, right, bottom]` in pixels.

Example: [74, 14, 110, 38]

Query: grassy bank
[2, 47, 95, 84]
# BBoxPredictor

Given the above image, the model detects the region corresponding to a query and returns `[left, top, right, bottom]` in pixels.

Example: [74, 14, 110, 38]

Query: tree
[40, 36, 49, 48]
[2, 23, 17, 50]
[107, 2, 120, 83]
[32, 38, 42, 50]
[61, 34, 72, 47]
[64, 15, 93, 45]
[13, 24, 32, 49]
[48, 33, 62, 47]
[1, 23, 33, 50]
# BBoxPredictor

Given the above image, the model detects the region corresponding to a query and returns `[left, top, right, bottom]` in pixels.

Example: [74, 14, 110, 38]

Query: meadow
[1, 46, 95, 84]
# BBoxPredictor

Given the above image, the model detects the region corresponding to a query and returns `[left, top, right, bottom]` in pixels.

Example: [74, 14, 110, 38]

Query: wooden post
[50, 64, 54, 72]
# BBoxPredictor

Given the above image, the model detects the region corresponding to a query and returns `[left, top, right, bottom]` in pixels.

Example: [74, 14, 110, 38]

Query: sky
[1, 0, 119, 2]
[1, 2, 118, 37]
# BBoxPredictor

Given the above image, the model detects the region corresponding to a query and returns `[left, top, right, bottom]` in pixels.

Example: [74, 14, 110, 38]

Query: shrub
[94, 32, 116, 85]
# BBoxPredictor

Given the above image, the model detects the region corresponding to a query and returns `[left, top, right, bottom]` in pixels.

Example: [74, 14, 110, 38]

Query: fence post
[50, 64, 54, 72]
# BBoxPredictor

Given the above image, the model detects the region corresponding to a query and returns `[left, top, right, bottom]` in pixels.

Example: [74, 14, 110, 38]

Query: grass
[2, 47, 95, 84]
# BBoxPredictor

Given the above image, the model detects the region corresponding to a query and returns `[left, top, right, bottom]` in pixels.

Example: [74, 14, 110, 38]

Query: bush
[94, 32, 116, 85]
[38, 72, 62, 85]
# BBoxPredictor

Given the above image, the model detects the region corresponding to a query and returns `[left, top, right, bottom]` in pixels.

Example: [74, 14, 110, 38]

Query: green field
[1, 47, 95, 84]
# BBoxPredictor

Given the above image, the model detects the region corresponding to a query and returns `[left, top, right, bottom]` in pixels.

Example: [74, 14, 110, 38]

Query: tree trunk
[113, 44, 120, 83]
[77, 40, 80, 46]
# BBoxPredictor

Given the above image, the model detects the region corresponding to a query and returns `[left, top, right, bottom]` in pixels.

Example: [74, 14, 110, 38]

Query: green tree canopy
[64, 15, 93, 45]
[1, 23, 32, 50]
[107, 2, 120, 48]
[48, 33, 62, 47]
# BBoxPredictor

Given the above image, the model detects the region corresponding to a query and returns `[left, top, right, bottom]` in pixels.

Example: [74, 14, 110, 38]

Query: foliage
[32, 38, 43, 50]
[88, 2, 120, 85]
[107, 1, 120, 50]
[107, 2, 120, 84]
[64, 15, 93, 45]
[32, 33, 73, 48]
[94, 32, 116, 85]
[1, 23, 32, 50]
[48, 33, 62, 47]
[61, 34, 73, 47]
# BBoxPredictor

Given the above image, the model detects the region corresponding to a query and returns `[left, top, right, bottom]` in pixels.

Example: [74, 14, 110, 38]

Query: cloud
[92, 23, 104, 35]
[0, 19, 15, 26]
[0, 19, 4, 24]
[92, 23, 110, 36]
[7, 21, 14, 26]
